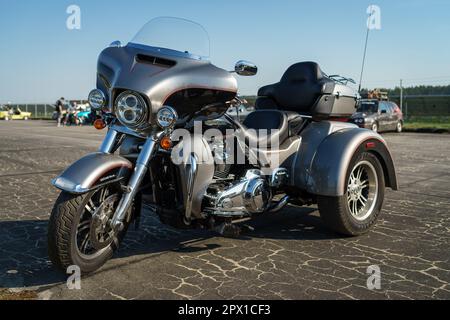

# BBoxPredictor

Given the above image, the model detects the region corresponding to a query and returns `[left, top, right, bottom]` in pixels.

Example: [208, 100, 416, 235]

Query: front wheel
[317, 152, 385, 236]
[47, 184, 131, 274]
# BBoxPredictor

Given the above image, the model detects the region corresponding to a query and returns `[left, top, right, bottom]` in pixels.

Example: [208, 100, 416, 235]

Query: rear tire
[317, 151, 385, 236]
[48, 187, 130, 274]
[396, 121, 402, 133]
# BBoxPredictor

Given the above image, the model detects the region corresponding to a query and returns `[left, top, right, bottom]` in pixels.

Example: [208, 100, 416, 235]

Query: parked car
[0, 106, 32, 120]
[350, 99, 403, 133]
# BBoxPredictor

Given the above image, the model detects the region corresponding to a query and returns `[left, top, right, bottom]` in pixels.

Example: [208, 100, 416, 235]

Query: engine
[204, 132, 289, 217]
[204, 169, 273, 217]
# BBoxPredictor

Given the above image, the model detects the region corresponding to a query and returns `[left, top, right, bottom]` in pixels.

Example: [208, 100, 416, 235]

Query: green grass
[404, 122, 450, 130]
[404, 116, 450, 130]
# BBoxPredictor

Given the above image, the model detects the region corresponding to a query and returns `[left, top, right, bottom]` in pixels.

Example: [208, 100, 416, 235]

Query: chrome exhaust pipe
[268, 195, 290, 213]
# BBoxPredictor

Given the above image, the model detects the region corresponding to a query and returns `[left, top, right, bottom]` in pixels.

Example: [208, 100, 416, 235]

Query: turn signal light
[94, 119, 106, 130]
[160, 136, 173, 150]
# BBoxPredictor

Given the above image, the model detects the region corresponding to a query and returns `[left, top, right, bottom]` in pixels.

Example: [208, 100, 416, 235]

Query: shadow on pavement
[0, 205, 341, 291]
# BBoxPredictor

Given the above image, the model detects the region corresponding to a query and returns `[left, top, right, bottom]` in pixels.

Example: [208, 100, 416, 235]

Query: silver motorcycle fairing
[97, 45, 237, 124]
[170, 133, 215, 220]
[292, 121, 398, 197]
[52, 152, 133, 194]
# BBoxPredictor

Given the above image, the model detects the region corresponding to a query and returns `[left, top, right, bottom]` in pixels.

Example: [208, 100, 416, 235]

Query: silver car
[351, 99, 404, 133]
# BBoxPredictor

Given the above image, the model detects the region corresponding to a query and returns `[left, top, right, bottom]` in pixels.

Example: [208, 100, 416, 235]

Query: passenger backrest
[255, 62, 335, 113]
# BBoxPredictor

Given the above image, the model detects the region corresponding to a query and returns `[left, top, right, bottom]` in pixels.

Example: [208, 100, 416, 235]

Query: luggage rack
[327, 74, 356, 85]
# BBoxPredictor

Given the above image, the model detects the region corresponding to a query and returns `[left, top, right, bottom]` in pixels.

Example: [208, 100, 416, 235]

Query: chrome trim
[234, 60, 258, 76]
[52, 176, 125, 194]
[52, 176, 90, 194]
[99, 129, 120, 154]
[184, 153, 198, 222]
[270, 168, 289, 188]
[111, 135, 160, 229]
[88, 89, 106, 110]
[208, 170, 271, 217]
[268, 195, 290, 213]
[114, 91, 149, 130]
[156, 106, 178, 128]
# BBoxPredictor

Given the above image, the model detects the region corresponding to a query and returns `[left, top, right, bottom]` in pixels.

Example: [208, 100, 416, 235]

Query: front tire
[48, 185, 130, 274]
[317, 152, 385, 236]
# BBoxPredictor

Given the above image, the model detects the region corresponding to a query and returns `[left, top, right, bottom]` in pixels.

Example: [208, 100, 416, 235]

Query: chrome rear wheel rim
[347, 160, 378, 221]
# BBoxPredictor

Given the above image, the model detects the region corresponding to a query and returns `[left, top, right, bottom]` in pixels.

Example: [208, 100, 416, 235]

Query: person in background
[72, 102, 81, 126]
[55, 97, 65, 127]
[64, 101, 75, 126]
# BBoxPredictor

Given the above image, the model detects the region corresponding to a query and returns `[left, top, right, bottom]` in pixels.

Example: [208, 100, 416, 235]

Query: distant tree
[363, 85, 450, 96]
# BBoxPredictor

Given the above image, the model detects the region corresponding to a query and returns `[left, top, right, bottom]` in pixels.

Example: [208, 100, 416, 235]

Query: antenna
[358, 26, 370, 93]
[359, 5, 380, 93]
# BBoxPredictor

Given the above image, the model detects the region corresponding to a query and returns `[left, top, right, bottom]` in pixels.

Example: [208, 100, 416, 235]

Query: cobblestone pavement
[0, 120, 449, 300]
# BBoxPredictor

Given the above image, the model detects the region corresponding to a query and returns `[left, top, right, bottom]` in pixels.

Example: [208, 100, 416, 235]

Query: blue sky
[0, 0, 449, 103]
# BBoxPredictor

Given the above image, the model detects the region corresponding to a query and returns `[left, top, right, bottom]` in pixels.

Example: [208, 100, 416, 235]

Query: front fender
[307, 128, 398, 197]
[52, 152, 133, 194]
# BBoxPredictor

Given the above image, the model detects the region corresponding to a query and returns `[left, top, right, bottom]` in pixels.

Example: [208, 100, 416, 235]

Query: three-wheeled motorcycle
[48, 17, 398, 273]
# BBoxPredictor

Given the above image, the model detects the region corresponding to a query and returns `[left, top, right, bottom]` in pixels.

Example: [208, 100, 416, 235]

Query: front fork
[99, 128, 160, 231]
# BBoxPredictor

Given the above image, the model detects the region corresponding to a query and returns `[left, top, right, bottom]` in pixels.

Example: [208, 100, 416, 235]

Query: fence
[4, 101, 88, 119]
[5, 104, 55, 118]
[390, 95, 450, 120]
[242, 95, 450, 121]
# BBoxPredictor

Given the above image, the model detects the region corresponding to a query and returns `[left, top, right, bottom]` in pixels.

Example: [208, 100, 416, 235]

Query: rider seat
[235, 110, 303, 147]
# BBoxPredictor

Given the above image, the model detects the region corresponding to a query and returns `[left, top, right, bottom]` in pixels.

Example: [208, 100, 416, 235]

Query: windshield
[129, 17, 210, 60]
[357, 101, 378, 113]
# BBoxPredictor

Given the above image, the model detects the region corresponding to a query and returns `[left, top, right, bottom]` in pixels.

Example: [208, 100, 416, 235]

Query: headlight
[156, 106, 178, 128]
[88, 89, 106, 110]
[354, 118, 364, 124]
[114, 91, 148, 129]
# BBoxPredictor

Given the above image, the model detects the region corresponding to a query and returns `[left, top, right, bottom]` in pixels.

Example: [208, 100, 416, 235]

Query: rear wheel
[47, 184, 131, 274]
[396, 121, 402, 133]
[317, 151, 385, 236]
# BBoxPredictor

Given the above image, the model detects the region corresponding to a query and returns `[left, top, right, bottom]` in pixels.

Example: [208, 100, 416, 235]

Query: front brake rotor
[89, 194, 120, 250]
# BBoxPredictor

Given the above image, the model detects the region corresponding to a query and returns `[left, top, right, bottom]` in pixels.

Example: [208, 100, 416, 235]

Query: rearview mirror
[234, 60, 258, 76]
